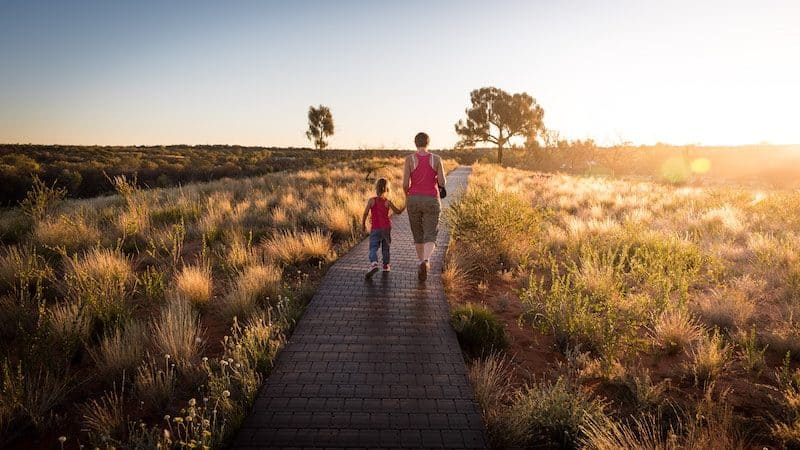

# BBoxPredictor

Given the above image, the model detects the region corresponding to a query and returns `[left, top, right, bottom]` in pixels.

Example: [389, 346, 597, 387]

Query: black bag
[438, 185, 447, 199]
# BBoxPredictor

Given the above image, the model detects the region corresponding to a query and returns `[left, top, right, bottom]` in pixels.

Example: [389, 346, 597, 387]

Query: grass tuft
[450, 303, 509, 358]
[174, 264, 213, 309]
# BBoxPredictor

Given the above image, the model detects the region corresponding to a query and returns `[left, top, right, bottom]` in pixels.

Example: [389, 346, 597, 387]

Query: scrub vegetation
[0, 156, 464, 449]
[446, 163, 800, 449]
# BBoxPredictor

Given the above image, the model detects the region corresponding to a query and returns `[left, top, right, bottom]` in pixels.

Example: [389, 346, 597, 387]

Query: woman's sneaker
[365, 262, 380, 279]
[382, 264, 391, 272]
[418, 260, 428, 281]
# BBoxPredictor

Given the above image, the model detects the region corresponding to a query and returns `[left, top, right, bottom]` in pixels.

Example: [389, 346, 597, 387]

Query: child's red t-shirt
[370, 197, 392, 230]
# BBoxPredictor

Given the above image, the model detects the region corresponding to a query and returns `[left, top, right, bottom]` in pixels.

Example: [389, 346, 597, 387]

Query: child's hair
[375, 178, 389, 196]
[414, 132, 430, 148]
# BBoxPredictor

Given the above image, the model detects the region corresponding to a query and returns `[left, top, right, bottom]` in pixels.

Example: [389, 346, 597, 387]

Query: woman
[403, 132, 446, 281]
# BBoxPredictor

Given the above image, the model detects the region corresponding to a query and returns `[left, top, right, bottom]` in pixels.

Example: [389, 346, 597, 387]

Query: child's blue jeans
[369, 228, 391, 264]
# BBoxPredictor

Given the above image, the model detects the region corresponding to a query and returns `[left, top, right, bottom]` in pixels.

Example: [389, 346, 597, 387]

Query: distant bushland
[0, 145, 459, 206]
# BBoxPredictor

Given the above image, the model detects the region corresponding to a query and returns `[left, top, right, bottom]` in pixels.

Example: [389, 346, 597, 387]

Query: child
[361, 178, 404, 278]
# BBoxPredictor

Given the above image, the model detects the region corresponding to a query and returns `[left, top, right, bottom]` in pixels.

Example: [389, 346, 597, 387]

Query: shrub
[138, 265, 166, 303]
[522, 265, 643, 357]
[64, 247, 133, 326]
[0, 246, 51, 294]
[19, 176, 66, 222]
[495, 376, 607, 448]
[450, 303, 509, 357]
[737, 326, 767, 374]
[0, 209, 31, 244]
[174, 265, 213, 309]
[151, 299, 205, 368]
[447, 187, 541, 277]
[627, 235, 704, 307]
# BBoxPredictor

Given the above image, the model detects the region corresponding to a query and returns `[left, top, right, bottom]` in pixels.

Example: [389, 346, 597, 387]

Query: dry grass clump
[89, 319, 148, 377]
[693, 287, 755, 332]
[174, 264, 213, 308]
[64, 247, 133, 325]
[442, 246, 474, 300]
[314, 204, 356, 238]
[33, 214, 101, 253]
[225, 234, 258, 270]
[0, 247, 21, 291]
[80, 387, 127, 442]
[46, 301, 92, 357]
[0, 246, 51, 294]
[581, 403, 748, 450]
[262, 229, 332, 266]
[468, 354, 514, 419]
[580, 414, 678, 449]
[687, 330, 732, 386]
[134, 354, 176, 412]
[151, 299, 205, 368]
[0, 361, 75, 431]
[269, 206, 292, 228]
[224, 264, 282, 319]
[650, 308, 704, 355]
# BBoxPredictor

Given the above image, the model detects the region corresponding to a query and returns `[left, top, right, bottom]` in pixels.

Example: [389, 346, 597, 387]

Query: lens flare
[690, 158, 711, 174]
[660, 157, 690, 183]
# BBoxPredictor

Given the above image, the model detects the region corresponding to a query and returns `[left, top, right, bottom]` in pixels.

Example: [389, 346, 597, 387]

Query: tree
[454, 87, 545, 164]
[306, 105, 335, 150]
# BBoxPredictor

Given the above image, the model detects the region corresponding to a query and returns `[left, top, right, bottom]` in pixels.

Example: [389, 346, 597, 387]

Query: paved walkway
[233, 167, 487, 449]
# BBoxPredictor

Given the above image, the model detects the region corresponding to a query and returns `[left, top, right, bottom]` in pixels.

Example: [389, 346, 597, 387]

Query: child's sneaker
[382, 264, 391, 272]
[418, 260, 428, 281]
[365, 262, 380, 279]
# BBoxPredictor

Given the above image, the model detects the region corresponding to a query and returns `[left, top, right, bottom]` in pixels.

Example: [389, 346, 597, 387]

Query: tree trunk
[497, 144, 504, 164]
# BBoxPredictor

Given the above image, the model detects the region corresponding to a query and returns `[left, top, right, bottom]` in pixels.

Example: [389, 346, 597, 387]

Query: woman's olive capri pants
[406, 195, 441, 244]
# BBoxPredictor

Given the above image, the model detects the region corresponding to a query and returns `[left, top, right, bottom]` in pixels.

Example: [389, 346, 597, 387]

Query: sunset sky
[1, 0, 798, 148]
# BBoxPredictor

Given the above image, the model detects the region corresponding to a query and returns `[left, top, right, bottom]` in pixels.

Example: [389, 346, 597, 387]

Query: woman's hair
[414, 132, 430, 148]
[375, 178, 389, 195]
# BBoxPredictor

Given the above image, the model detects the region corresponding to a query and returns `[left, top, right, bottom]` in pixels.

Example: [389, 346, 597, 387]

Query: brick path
[233, 167, 488, 449]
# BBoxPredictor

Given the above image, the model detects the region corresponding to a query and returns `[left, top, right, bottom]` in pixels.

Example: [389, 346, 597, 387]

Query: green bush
[450, 303, 509, 357]
[494, 376, 607, 449]
[447, 187, 542, 278]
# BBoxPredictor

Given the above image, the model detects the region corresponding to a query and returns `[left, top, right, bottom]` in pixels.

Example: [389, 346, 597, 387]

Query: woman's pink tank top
[370, 197, 392, 230]
[407, 153, 438, 197]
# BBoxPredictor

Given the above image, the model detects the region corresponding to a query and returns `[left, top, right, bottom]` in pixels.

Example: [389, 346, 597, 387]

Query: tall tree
[306, 105, 334, 150]
[454, 87, 545, 164]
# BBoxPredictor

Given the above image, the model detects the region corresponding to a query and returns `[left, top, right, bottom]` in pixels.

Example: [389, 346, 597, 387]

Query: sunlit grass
[174, 264, 213, 309]
[451, 163, 796, 449]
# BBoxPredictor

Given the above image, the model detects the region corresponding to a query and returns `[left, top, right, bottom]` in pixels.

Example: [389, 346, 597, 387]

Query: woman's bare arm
[402, 156, 412, 193]
[436, 155, 446, 187]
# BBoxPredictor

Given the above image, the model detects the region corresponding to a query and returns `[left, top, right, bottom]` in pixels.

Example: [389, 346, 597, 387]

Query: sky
[1, 0, 798, 148]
